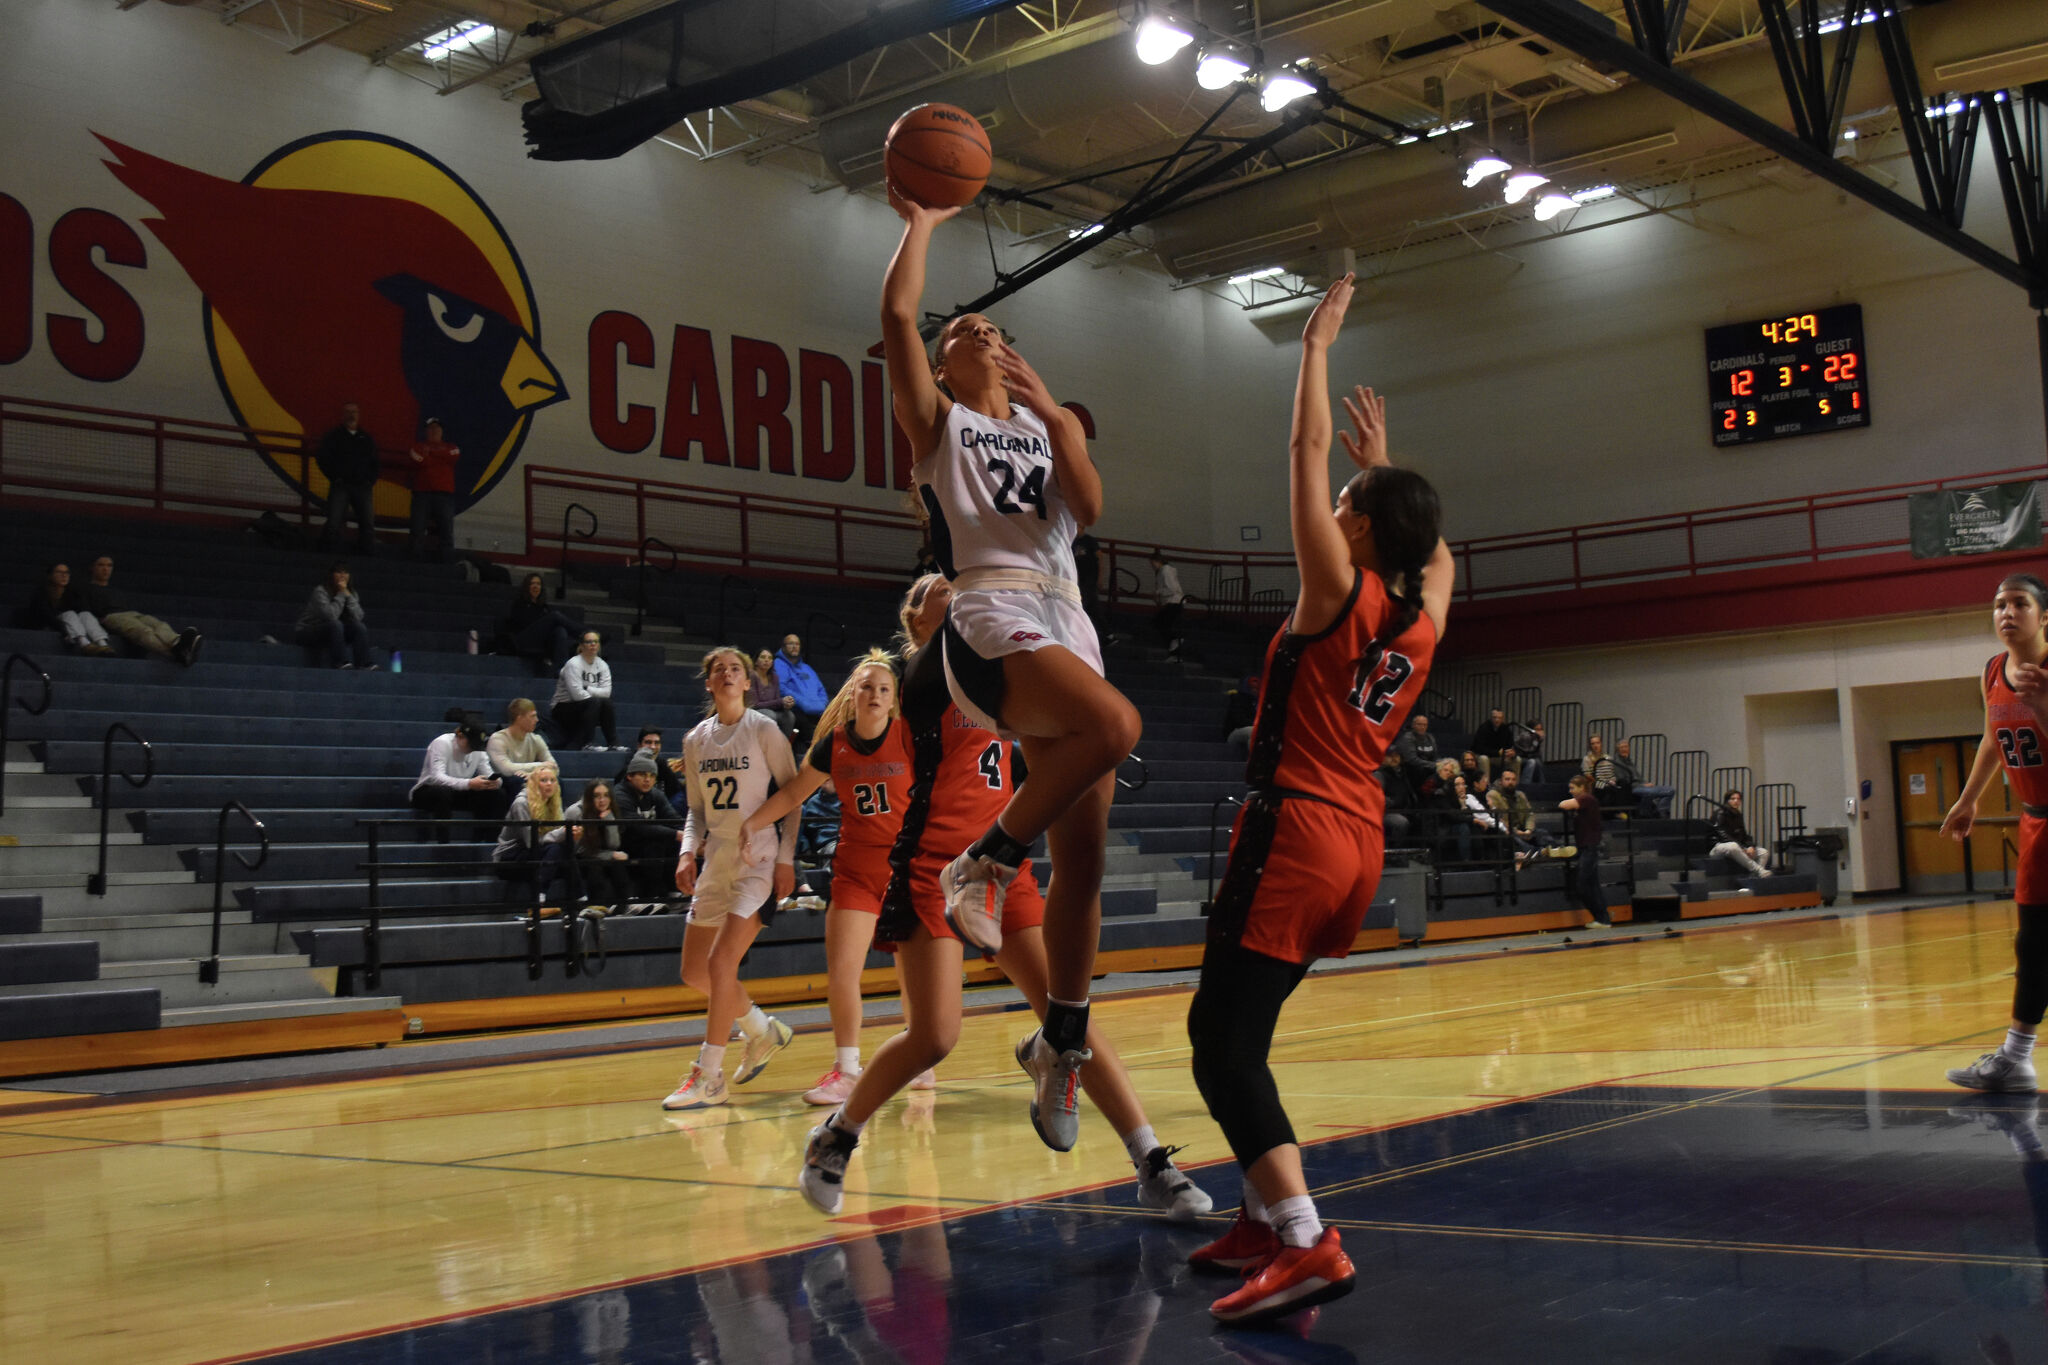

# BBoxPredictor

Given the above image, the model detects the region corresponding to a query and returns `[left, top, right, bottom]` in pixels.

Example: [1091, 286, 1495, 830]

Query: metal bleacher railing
[202, 802, 268, 986]
[632, 536, 680, 637]
[87, 722, 152, 897]
[0, 653, 52, 818]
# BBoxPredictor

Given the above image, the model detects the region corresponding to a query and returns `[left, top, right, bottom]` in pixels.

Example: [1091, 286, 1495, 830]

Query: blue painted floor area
[264, 1085, 2048, 1363]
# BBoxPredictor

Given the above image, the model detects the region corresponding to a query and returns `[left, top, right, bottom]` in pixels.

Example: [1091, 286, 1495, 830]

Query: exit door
[1893, 736, 2016, 895]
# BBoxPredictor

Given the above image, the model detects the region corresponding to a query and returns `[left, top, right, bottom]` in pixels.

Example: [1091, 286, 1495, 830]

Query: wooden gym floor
[3, 901, 2041, 1364]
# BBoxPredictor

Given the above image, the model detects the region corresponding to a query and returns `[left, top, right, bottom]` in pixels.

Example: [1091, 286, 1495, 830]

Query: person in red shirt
[1186, 275, 1454, 1329]
[406, 418, 460, 562]
[1942, 572, 2048, 1093]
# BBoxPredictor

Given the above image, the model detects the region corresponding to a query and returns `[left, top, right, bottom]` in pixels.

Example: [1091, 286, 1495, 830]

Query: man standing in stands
[316, 401, 379, 554]
[79, 556, 201, 666]
[1149, 550, 1186, 660]
[409, 722, 500, 842]
[406, 418, 460, 562]
[1471, 707, 1518, 781]
[774, 633, 831, 745]
[489, 699, 555, 803]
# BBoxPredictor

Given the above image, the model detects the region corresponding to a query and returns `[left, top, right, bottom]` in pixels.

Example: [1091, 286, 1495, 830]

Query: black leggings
[1187, 938, 1310, 1170]
[2017, 903, 2048, 1026]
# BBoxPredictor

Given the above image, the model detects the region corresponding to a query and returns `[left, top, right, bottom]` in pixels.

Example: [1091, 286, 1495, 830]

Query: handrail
[804, 610, 848, 654]
[556, 502, 598, 597]
[717, 574, 759, 644]
[632, 536, 679, 638]
[0, 653, 53, 818]
[87, 722, 152, 896]
[1683, 794, 1723, 885]
[1115, 752, 1149, 793]
[1203, 794, 1244, 911]
[200, 802, 268, 985]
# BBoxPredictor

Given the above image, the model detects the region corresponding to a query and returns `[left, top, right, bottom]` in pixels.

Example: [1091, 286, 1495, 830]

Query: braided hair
[1342, 464, 1442, 680]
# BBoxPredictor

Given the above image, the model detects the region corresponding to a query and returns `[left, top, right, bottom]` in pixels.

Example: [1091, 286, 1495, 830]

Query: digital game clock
[1707, 303, 1870, 446]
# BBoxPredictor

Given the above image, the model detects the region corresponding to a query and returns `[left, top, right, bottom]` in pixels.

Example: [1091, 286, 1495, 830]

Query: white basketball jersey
[915, 401, 1080, 583]
[680, 709, 797, 880]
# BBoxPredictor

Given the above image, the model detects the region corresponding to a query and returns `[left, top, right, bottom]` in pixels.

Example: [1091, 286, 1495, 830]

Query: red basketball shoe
[1209, 1228, 1356, 1326]
[1187, 1208, 1282, 1274]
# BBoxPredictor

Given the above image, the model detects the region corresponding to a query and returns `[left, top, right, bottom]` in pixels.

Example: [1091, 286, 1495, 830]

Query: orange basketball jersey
[1246, 569, 1439, 820]
[806, 718, 914, 853]
[1986, 653, 2048, 808]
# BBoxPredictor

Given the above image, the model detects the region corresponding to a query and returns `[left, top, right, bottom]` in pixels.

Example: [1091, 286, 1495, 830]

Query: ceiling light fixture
[1463, 154, 1512, 188]
[1260, 66, 1317, 112]
[1134, 13, 1196, 65]
[1503, 171, 1550, 204]
[420, 22, 494, 60]
[1230, 266, 1285, 283]
[1532, 192, 1576, 222]
[1569, 184, 1617, 203]
[1196, 48, 1252, 90]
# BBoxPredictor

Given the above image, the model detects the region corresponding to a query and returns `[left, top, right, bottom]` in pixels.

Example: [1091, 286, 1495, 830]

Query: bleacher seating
[0, 502, 1822, 1067]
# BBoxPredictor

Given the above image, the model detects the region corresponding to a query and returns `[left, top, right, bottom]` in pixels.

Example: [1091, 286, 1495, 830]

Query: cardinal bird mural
[98, 131, 565, 514]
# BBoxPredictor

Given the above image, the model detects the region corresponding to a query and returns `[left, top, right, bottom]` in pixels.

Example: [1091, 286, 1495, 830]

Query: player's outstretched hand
[1940, 798, 1976, 842]
[993, 342, 1058, 417]
[887, 180, 963, 229]
[1302, 272, 1355, 350]
[1337, 385, 1388, 470]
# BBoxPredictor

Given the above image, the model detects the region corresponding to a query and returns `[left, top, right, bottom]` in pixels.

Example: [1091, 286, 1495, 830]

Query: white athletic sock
[835, 1046, 861, 1073]
[737, 1005, 771, 1040]
[2004, 1028, 2037, 1062]
[1268, 1194, 1323, 1250]
[1121, 1124, 1160, 1169]
[697, 1042, 726, 1075]
[830, 1107, 868, 1138]
[1242, 1181, 1270, 1225]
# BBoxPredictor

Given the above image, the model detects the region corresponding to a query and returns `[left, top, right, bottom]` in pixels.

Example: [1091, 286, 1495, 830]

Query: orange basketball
[884, 103, 992, 209]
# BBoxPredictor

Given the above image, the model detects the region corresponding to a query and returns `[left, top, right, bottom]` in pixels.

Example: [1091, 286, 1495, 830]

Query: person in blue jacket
[774, 632, 832, 746]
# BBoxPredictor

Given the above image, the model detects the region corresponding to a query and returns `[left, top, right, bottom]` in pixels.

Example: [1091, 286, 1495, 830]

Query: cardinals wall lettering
[97, 131, 566, 518]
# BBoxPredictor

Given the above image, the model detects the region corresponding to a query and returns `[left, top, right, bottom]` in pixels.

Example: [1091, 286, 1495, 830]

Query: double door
[1894, 737, 2015, 895]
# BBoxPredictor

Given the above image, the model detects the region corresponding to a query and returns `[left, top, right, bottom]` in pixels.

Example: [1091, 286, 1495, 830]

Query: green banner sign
[1907, 481, 2043, 559]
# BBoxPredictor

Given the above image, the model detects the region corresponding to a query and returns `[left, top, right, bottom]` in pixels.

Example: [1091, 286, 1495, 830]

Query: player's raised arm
[1290, 275, 1359, 634]
[1333, 380, 1454, 642]
[880, 186, 960, 456]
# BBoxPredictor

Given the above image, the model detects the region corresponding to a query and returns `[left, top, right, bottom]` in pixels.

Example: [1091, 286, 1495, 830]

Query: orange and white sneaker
[660, 1063, 728, 1111]
[910, 1068, 937, 1090]
[1209, 1228, 1356, 1326]
[803, 1066, 858, 1106]
[940, 850, 1012, 950]
[1188, 1208, 1282, 1274]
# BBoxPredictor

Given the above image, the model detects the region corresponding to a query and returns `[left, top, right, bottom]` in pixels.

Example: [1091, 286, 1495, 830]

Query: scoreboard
[1707, 303, 1870, 446]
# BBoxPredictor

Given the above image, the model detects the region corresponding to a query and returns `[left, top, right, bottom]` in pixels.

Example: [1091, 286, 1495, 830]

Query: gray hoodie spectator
[294, 563, 373, 669]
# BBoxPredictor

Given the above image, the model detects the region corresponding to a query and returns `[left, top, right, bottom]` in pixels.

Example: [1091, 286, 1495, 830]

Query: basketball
[884, 103, 992, 209]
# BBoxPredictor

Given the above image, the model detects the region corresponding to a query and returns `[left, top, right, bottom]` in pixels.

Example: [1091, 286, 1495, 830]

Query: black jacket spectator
[1472, 712, 1518, 767]
[1711, 805, 1754, 848]
[315, 423, 380, 490]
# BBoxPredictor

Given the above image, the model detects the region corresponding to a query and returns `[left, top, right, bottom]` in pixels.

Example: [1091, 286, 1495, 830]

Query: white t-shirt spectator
[411, 732, 492, 798]
[553, 656, 613, 706]
[1155, 564, 1185, 607]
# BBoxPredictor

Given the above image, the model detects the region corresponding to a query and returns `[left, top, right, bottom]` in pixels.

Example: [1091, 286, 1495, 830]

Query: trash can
[1786, 826, 1845, 906]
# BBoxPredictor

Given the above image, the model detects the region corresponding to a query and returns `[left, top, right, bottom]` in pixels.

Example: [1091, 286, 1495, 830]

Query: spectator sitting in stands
[488, 698, 556, 802]
[78, 556, 201, 666]
[554, 778, 634, 912]
[1581, 732, 1616, 793]
[552, 630, 622, 750]
[1434, 772, 1490, 863]
[1464, 774, 1539, 867]
[19, 562, 113, 655]
[1516, 719, 1547, 783]
[774, 633, 831, 744]
[295, 562, 375, 669]
[1459, 749, 1484, 789]
[1393, 712, 1440, 788]
[1471, 707, 1519, 781]
[408, 721, 501, 843]
[619, 725, 686, 806]
[1487, 768, 1571, 857]
[498, 573, 578, 674]
[1223, 672, 1260, 758]
[1710, 789, 1774, 877]
[750, 648, 800, 742]
[494, 761, 567, 903]
[1611, 739, 1674, 818]
[1148, 551, 1186, 660]
[616, 753, 683, 906]
[1377, 750, 1420, 846]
